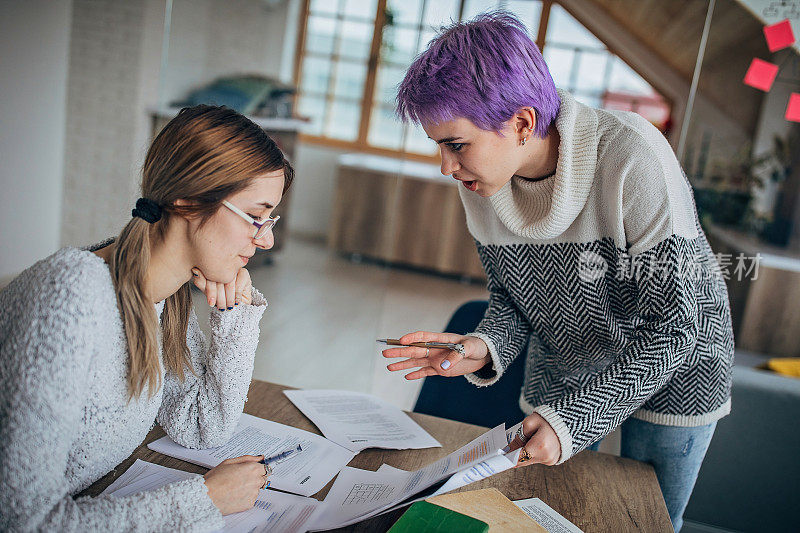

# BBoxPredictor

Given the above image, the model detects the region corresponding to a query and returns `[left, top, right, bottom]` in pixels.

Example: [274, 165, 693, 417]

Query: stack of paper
[143, 394, 529, 531]
[102, 459, 322, 533]
[124, 418, 524, 532]
[307, 424, 521, 530]
[148, 414, 356, 496]
[283, 390, 441, 452]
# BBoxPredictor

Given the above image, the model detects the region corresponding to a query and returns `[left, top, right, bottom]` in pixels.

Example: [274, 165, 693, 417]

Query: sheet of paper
[402, 423, 508, 493]
[744, 58, 779, 91]
[504, 421, 523, 450]
[283, 389, 441, 452]
[103, 459, 323, 533]
[307, 465, 412, 531]
[787, 93, 800, 122]
[102, 459, 196, 497]
[310, 424, 510, 530]
[225, 490, 322, 533]
[513, 497, 584, 533]
[147, 413, 356, 496]
[377, 464, 407, 474]
[764, 19, 795, 53]
[430, 448, 521, 497]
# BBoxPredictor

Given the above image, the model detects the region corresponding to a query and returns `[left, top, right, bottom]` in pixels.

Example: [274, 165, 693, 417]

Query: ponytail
[110, 217, 162, 399]
[112, 104, 294, 399]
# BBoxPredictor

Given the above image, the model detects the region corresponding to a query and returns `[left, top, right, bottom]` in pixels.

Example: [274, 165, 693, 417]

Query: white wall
[287, 143, 350, 239]
[162, 0, 290, 106]
[61, 0, 150, 246]
[58, 0, 292, 248]
[0, 0, 72, 280]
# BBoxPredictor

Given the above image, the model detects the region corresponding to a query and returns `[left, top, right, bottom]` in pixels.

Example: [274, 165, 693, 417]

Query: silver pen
[377, 339, 466, 354]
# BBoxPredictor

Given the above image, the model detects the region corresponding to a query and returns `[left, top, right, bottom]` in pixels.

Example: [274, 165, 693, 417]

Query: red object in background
[744, 58, 780, 91]
[786, 93, 800, 123]
[601, 90, 670, 132]
[763, 19, 796, 53]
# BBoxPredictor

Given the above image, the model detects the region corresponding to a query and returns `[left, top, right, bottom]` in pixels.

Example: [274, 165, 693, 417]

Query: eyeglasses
[222, 200, 280, 240]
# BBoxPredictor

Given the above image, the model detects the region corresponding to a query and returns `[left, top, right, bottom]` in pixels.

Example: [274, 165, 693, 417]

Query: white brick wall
[61, 0, 147, 246]
[163, 0, 288, 104]
[60, 0, 291, 247]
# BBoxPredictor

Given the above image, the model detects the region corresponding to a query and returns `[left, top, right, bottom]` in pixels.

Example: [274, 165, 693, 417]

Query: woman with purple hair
[383, 12, 733, 532]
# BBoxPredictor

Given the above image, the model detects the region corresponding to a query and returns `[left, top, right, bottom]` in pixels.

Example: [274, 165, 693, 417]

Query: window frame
[292, 0, 672, 162]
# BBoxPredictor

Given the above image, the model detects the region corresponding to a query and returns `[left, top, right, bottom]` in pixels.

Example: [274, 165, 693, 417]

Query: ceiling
[586, 0, 789, 134]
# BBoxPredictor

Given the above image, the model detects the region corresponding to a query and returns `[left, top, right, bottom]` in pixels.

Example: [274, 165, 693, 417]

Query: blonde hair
[111, 105, 293, 399]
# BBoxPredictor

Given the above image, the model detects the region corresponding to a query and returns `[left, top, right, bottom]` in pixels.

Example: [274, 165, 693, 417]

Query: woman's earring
[520, 136, 527, 146]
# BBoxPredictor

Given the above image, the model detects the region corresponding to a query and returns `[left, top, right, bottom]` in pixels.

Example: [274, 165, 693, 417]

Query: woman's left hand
[191, 267, 252, 310]
[506, 413, 561, 467]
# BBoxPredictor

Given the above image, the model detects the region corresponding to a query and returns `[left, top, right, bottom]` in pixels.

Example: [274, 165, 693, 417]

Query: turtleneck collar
[486, 90, 599, 240]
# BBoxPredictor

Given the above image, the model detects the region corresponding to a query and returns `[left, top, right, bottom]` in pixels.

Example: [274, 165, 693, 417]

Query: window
[294, 0, 671, 158]
[296, 0, 379, 142]
[542, 4, 670, 129]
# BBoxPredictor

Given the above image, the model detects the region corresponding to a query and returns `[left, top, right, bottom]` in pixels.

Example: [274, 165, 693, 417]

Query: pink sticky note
[744, 58, 779, 91]
[786, 93, 800, 122]
[764, 19, 795, 52]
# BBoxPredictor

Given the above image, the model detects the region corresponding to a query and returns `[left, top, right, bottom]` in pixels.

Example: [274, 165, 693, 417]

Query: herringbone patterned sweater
[462, 91, 734, 463]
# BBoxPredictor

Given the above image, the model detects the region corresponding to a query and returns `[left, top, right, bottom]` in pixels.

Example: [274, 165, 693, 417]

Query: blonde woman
[0, 105, 293, 531]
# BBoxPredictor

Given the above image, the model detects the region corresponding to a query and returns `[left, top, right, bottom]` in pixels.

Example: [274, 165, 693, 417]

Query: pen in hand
[377, 339, 466, 354]
[259, 444, 303, 467]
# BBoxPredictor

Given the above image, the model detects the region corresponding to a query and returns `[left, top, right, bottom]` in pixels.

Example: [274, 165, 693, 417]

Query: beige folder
[427, 488, 547, 532]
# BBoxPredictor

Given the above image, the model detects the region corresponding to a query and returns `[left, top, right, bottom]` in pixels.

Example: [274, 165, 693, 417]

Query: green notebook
[388, 501, 490, 532]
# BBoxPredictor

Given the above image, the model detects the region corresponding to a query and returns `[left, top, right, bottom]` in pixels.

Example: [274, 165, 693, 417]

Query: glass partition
[680, 0, 800, 358]
[158, 0, 800, 412]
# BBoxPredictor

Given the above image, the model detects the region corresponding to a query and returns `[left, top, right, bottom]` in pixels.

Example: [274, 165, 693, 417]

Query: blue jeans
[587, 417, 717, 532]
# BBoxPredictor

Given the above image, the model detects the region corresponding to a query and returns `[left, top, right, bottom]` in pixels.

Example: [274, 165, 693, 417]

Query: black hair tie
[132, 198, 163, 223]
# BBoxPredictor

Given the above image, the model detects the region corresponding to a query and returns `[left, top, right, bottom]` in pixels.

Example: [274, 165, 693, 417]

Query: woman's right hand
[382, 331, 492, 380]
[203, 455, 268, 515]
[191, 267, 252, 311]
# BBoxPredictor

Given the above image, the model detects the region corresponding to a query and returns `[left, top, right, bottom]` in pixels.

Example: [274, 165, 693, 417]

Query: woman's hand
[382, 331, 492, 380]
[506, 413, 561, 467]
[203, 455, 269, 515]
[191, 267, 252, 311]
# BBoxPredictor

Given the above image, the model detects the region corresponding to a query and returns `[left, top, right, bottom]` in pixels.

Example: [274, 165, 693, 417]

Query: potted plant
[694, 142, 761, 229]
[752, 132, 798, 246]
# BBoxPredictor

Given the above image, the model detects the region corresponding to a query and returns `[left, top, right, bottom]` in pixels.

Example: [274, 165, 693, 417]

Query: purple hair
[396, 11, 560, 138]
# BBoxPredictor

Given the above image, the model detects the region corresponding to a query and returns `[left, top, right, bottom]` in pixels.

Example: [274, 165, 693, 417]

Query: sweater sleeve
[157, 286, 268, 448]
[0, 281, 223, 532]
[464, 242, 532, 387]
[532, 143, 701, 463]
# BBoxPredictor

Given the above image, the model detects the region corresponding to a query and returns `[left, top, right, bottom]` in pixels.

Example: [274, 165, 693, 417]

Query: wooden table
[82, 381, 672, 531]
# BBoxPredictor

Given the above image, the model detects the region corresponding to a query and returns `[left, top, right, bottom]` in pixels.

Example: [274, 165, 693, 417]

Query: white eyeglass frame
[222, 200, 280, 240]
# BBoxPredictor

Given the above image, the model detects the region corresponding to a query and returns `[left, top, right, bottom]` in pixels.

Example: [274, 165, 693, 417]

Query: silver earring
[521, 137, 527, 146]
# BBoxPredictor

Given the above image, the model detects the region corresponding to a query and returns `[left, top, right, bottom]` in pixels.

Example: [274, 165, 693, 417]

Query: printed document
[103, 459, 322, 533]
[513, 497, 584, 533]
[283, 389, 441, 452]
[147, 414, 355, 496]
[308, 424, 521, 530]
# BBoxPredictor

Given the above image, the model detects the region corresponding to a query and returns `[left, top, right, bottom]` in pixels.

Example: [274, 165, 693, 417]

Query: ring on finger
[519, 448, 532, 462]
[516, 425, 530, 444]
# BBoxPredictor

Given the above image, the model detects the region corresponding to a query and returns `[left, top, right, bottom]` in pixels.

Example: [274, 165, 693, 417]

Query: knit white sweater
[0, 243, 268, 531]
